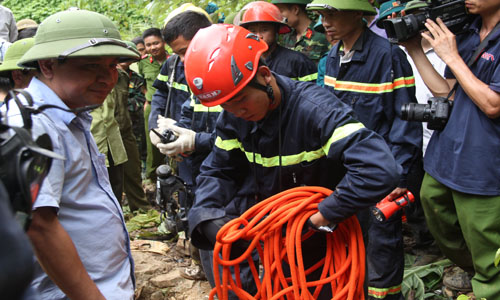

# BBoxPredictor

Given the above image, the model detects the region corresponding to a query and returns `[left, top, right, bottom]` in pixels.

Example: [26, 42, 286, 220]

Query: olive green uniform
[138, 55, 165, 182]
[114, 69, 151, 211]
[126, 70, 147, 168]
[90, 85, 127, 202]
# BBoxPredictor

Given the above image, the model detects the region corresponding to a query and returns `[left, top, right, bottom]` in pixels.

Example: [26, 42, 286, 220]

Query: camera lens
[401, 103, 413, 120]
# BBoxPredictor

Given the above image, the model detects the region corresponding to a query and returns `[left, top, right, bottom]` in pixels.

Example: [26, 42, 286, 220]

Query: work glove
[157, 115, 176, 131]
[157, 124, 196, 156]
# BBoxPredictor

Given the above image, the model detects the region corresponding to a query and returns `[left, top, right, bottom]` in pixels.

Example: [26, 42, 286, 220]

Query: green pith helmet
[271, 0, 312, 5]
[18, 10, 140, 69]
[307, 0, 377, 15]
[0, 38, 35, 73]
[404, 0, 429, 12]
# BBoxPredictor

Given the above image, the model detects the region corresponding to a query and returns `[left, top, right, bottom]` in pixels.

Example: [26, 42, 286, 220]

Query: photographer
[403, 1, 500, 299]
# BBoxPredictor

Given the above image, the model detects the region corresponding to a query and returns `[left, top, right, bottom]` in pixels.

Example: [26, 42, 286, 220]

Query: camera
[151, 128, 177, 144]
[401, 96, 453, 130]
[155, 164, 194, 237]
[383, 0, 473, 43]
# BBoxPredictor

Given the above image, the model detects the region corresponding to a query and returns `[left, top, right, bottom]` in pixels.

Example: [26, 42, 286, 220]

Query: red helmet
[184, 24, 269, 107]
[236, 1, 291, 34]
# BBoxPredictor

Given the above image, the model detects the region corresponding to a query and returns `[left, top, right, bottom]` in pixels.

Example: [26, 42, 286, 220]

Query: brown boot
[442, 266, 473, 293]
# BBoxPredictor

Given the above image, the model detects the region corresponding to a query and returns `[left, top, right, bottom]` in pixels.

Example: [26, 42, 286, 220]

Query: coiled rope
[209, 186, 366, 300]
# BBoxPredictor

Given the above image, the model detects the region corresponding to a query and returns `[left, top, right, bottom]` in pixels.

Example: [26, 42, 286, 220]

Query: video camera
[0, 90, 65, 230]
[383, 0, 473, 43]
[155, 160, 193, 238]
[401, 96, 452, 130]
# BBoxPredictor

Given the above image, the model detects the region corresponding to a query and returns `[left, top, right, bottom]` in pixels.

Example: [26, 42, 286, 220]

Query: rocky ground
[132, 238, 212, 300]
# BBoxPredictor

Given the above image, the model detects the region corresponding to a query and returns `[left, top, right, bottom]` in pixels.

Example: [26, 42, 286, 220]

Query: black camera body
[401, 96, 453, 130]
[151, 128, 177, 144]
[383, 0, 473, 43]
[155, 164, 194, 237]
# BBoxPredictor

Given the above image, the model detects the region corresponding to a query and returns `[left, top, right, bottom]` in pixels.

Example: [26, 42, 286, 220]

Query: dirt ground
[132, 238, 212, 300]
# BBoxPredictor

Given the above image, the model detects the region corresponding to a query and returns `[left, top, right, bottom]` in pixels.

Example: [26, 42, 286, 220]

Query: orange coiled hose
[209, 186, 366, 300]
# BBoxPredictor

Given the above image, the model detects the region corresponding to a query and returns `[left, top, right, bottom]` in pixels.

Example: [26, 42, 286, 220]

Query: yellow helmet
[164, 3, 212, 27]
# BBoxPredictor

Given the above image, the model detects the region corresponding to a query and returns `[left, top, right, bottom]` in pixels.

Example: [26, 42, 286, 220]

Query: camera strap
[447, 21, 500, 98]
[164, 55, 180, 119]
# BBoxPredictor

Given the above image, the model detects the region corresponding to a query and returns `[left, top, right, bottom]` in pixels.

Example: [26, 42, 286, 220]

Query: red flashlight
[372, 191, 415, 222]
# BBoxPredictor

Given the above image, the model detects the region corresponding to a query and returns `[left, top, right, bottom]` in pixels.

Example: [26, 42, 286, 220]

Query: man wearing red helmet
[236, 1, 317, 82]
[184, 23, 402, 299]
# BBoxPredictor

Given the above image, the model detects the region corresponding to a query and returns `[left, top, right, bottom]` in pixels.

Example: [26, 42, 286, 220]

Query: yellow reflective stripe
[324, 75, 415, 94]
[156, 74, 189, 92]
[393, 76, 415, 89]
[172, 81, 189, 92]
[215, 122, 364, 167]
[368, 285, 402, 298]
[157, 74, 168, 82]
[291, 73, 318, 82]
[189, 97, 223, 112]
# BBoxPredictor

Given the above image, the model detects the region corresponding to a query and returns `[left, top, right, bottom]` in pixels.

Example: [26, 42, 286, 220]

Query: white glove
[157, 115, 176, 132]
[157, 124, 196, 156]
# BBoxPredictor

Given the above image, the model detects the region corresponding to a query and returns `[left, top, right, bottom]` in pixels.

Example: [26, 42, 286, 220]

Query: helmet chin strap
[248, 78, 275, 105]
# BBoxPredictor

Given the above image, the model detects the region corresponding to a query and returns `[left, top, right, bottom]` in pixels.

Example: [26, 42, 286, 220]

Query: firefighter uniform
[279, 20, 331, 65]
[150, 55, 192, 184]
[264, 44, 318, 82]
[324, 28, 422, 299]
[152, 54, 222, 289]
[189, 74, 401, 298]
[176, 96, 222, 185]
[189, 73, 401, 253]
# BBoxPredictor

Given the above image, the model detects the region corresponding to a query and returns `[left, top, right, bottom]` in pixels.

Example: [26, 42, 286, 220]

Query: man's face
[221, 84, 271, 122]
[168, 35, 191, 63]
[41, 56, 119, 109]
[275, 4, 298, 28]
[318, 9, 362, 41]
[136, 42, 146, 57]
[246, 23, 278, 48]
[144, 35, 166, 60]
[464, 0, 500, 14]
[11, 69, 36, 89]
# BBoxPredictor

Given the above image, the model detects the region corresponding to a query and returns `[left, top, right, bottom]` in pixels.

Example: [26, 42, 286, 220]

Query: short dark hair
[162, 11, 212, 44]
[142, 28, 163, 41]
[0, 76, 13, 94]
[131, 36, 144, 45]
[17, 27, 37, 40]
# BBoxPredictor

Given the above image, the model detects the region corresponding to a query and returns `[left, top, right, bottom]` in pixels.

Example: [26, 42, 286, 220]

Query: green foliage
[402, 259, 453, 300]
[3, 0, 64, 24]
[4, 0, 256, 41]
[495, 248, 500, 267]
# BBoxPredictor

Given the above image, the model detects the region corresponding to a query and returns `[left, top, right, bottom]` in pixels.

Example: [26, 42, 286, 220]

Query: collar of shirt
[26, 77, 79, 126]
[338, 28, 366, 64]
[468, 15, 500, 42]
[331, 27, 370, 63]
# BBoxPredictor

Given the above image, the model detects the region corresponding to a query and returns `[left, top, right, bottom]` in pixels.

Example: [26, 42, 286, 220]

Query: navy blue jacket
[265, 45, 318, 82]
[149, 55, 189, 129]
[177, 96, 222, 185]
[189, 74, 401, 248]
[324, 28, 422, 187]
